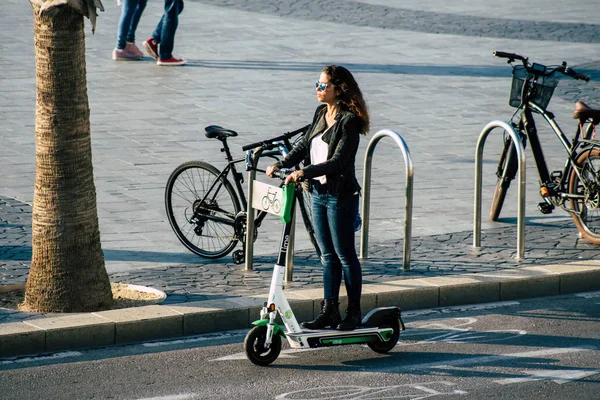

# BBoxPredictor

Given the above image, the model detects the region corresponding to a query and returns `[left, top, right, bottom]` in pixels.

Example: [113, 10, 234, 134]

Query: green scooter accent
[279, 182, 296, 224]
[251, 319, 286, 338]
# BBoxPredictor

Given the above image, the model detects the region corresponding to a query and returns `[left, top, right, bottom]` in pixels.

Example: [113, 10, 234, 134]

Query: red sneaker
[157, 56, 187, 66]
[143, 38, 159, 60]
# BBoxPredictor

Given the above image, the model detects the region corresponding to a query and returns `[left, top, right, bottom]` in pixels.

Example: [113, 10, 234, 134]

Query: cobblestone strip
[2, 196, 598, 302]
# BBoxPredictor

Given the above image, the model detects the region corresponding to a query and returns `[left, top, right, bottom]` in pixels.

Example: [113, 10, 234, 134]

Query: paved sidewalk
[1, 0, 600, 357]
[2, 195, 600, 358]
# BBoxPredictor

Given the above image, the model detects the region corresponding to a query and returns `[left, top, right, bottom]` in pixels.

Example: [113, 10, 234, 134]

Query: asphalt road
[1, 292, 598, 399]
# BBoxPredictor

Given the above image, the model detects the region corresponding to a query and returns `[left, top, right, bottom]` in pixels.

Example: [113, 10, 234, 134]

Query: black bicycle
[165, 125, 321, 263]
[490, 51, 600, 243]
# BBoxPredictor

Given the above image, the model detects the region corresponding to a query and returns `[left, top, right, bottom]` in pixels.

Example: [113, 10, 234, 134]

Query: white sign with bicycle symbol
[252, 181, 284, 216]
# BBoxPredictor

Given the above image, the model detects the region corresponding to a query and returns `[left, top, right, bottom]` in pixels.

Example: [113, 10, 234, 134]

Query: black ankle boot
[337, 304, 362, 331]
[301, 299, 341, 329]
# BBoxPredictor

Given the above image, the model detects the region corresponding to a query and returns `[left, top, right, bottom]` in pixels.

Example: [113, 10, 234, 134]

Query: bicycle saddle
[573, 101, 600, 124]
[205, 125, 238, 140]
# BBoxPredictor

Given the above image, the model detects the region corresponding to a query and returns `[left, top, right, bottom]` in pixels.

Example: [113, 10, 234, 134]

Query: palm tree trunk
[21, 6, 113, 312]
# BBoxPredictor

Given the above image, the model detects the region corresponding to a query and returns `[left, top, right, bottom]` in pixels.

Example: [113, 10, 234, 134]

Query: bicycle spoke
[569, 150, 600, 242]
[166, 162, 240, 258]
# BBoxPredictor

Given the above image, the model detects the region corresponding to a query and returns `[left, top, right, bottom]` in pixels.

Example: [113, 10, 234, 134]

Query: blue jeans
[116, 0, 147, 49]
[152, 0, 184, 60]
[311, 189, 362, 306]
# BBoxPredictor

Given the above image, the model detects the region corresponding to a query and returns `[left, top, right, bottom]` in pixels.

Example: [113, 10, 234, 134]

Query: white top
[310, 128, 331, 184]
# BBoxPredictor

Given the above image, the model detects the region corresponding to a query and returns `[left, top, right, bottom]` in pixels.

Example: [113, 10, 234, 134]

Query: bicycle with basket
[165, 124, 321, 264]
[489, 51, 600, 243]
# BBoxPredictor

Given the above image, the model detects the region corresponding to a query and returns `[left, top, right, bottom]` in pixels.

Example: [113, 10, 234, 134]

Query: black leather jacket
[274, 104, 362, 197]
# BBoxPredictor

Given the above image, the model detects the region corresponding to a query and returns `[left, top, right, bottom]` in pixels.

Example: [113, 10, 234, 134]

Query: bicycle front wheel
[568, 149, 600, 244]
[165, 161, 241, 258]
[490, 136, 519, 221]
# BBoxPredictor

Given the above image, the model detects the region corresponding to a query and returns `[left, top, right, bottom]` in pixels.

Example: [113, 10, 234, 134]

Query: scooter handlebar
[271, 168, 305, 182]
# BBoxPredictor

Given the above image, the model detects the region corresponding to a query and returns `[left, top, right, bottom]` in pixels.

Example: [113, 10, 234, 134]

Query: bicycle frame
[193, 141, 291, 230]
[512, 99, 599, 210]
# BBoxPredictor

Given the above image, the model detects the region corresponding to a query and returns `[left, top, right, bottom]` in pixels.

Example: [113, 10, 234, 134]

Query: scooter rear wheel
[367, 317, 400, 354]
[244, 325, 282, 366]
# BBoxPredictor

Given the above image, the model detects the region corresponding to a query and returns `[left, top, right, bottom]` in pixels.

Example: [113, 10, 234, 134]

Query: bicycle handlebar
[493, 51, 527, 62]
[241, 124, 311, 151]
[493, 50, 590, 82]
[565, 68, 590, 82]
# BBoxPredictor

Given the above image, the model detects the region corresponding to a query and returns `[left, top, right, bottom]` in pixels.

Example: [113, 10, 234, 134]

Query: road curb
[1, 262, 599, 358]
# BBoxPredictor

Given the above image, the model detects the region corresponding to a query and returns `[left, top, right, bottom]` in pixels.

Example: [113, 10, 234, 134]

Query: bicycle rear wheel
[165, 161, 241, 258]
[568, 149, 600, 244]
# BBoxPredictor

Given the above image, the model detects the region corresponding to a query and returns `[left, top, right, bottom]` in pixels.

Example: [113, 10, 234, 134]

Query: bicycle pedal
[232, 249, 245, 264]
[537, 202, 555, 214]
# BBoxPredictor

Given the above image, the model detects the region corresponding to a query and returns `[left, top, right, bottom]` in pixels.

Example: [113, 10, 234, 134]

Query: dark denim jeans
[311, 189, 362, 306]
[116, 0, 148, 49]
[152, 0, 184, 60]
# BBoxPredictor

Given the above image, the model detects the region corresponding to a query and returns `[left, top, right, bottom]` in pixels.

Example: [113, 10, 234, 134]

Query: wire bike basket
[509, 65, 559, 109]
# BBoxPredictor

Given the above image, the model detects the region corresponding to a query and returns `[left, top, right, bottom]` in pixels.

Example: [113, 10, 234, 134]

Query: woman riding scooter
[267, 65, 370, 331]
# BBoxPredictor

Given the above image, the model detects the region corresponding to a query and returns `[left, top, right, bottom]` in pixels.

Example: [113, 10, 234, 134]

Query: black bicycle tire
[296, 185, 322, 258]
[490, 138, 519, 221]
[490, 179, 510, 221]
[165, 161, 241, 258]
[568, 149, 600, 244]
[244, 325, 282, 366]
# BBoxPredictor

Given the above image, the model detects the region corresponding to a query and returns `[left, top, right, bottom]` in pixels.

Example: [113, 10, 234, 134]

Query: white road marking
[211, 347, 324, 361]
[0, 351, 82, 365]
[495, 369, 600, 385]
[365, 346, 597, 374]
[404, 301, 520, 317]
[576, 291, 600, 299]
[400, 317, 527, 344]
[142, 331, 246, 347]
[131, 395, 196, 400]
[275, 382, 468, 400]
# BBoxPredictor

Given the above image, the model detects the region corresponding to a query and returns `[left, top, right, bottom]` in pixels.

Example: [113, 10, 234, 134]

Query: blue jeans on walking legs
[311, 190, 362, 306]
[116, 0, 148, 49]
[152, 0, 184, 60]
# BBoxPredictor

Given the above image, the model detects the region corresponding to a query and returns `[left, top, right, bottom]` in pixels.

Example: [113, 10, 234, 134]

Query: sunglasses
[315, 81, 332, 91]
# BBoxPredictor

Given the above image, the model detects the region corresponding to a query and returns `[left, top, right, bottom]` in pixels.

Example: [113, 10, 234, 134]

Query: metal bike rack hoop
[473, 120, 526, 259]
[360, 129, 414, 271]
[244, 151, 260, 271]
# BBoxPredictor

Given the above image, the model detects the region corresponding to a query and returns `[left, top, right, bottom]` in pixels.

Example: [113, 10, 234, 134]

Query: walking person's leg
[301, 191, 342, 329]
[124, 0, 148, 57]
[143, 14, 163, 60]
[157, 0, 186, 66]
[113, 0, 143, 60]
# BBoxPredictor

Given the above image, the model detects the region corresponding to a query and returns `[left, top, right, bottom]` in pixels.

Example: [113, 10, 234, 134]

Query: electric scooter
[243, 172, 405, 366]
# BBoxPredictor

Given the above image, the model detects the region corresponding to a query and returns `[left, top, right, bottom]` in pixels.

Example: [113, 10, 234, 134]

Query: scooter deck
[287, 326, 394, 348]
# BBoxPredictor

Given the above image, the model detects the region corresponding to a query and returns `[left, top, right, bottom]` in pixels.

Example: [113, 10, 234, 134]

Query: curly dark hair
[323, 65, 370, 134]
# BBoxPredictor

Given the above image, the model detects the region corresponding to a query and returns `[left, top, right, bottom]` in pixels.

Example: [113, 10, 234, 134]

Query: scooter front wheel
[244, 325, 282, 366]
[367, 317, 400, 354]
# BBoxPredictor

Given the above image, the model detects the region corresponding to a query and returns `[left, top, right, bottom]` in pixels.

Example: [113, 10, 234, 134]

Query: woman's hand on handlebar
[266, 165, 279, 178]
[285, 170, 304, 185]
